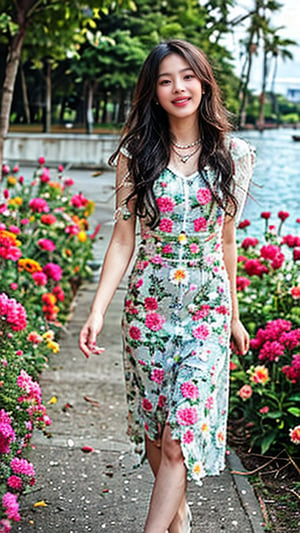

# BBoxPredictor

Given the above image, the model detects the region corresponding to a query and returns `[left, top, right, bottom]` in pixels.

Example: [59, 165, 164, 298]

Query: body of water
[237, 128, 300, 236]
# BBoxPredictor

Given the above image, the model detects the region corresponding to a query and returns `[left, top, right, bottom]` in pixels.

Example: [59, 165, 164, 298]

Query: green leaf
[261, 430, 278, 454]
[265, 410, 282, 419]
[287, 407, 300, 417]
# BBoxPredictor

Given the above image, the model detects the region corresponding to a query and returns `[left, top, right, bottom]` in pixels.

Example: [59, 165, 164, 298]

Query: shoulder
[228, 136, 255, 162]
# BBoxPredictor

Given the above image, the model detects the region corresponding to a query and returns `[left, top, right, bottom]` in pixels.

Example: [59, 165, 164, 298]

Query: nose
[173, 77, 185, 93]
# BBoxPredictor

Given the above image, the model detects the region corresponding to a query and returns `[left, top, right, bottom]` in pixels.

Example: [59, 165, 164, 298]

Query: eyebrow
[157, 67, 194, 78]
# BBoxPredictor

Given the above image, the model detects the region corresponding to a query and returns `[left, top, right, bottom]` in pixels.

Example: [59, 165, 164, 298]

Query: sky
[223, 0, 300, 96]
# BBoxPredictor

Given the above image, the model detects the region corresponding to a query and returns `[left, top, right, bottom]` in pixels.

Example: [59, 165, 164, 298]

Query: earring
[154, 99, 159, 105]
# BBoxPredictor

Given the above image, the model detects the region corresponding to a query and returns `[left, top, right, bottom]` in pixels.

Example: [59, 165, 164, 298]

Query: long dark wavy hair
[109, 39, 237, 228]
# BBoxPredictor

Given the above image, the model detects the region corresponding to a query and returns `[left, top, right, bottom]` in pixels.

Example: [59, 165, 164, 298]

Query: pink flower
[282, 354, 300, 383]
[176, 407, 198, 426]
[156, 196, 175, 212]
[205, 396, 214, 409]
[17, 369, 42, 404]
[8, 225, 20, 235]
[144, 297, 158, 311]
[2, 492, 20, 522]
[2, 164, 10, 174]
[38, 156, 46, 165]
[70, 193, 88, 208]
[40, 167, 50, 183]
[58, 164, 64, 173]
[259, 406, 270, 414]
[0, 409, 16, 454]
[241, 237, 259, 250]
[43, 262, 62, 281]
[129, 326, 141, 340]
[53, 285, 65, 302]
[7, 475, 22, 490]
[261, 211, 271, 219]
[159, 218, 173, 233]
[38, 238, 56, 251]
[258, 340, 285, 362]
[0, 293, 27, 331]
[142, 398, 153, 412]
[64, 178, 74, 187]
[135, 278, 143, 288]
[29, 197, 49, 213]
[32, 272, 48, 286]
[192, 305, 210, 321]
[196, 188, 212, 205]
[145, 313, 166, 331]
[236, 276, 251, 291]
[150, 368, 165, 384]
[189, 243, 199, 254]
[181, 381, 199, 400]
[193, 217, 207, 232]
[278, 210, 289, 221]
[238, 385, 253, 400]
[192, 323, 210, 340]
[162, 244, 173, 254]
[183, 430, 194, 444]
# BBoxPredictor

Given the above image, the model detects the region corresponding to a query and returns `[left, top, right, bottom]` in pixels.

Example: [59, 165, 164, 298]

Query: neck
[168, 116, 200, 145]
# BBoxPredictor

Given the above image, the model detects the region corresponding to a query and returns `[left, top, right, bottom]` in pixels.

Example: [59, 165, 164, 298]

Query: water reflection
[237, 128, 300, 236]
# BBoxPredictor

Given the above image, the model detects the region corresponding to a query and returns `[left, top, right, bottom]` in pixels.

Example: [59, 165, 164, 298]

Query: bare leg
[144, 425, 187, 533]
[145, 436, 187, 533]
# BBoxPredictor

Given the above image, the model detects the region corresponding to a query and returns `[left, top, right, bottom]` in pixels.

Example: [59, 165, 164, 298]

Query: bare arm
[222, 215, 249, 355]
[79, 154, 136, 358]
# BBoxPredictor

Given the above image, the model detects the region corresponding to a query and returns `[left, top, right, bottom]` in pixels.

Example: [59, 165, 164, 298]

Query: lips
[172, 97, 190, 106]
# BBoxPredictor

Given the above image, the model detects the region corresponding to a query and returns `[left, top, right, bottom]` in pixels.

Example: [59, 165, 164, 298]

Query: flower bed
[0, 160, 98, 531]
[229, 211, 300, 457]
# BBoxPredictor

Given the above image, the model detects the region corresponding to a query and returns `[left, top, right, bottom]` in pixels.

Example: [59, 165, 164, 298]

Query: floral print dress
[119, 137, 254, 485]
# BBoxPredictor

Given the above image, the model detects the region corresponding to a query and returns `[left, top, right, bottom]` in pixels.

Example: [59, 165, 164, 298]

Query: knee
[161, 426, 184, 465]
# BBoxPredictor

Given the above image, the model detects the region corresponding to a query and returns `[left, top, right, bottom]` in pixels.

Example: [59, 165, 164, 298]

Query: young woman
[79, 39, 255, 533]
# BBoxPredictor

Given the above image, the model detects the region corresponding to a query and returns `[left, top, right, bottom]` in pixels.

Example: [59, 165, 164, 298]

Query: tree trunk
[43, 60, 52, 133]
[86, 81, 94, 135]
[257, 49, 268, 130]
[238, 47, 255, 128]
[101, 92, 108, 124]
[0, 30, 26, 179]
[20, 61, 31, 124]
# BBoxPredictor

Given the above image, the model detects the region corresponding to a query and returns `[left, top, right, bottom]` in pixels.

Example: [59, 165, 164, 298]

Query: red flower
[38, 156, 46, 165]
[129, 326, 141, 340]
[282, 234, 300, 248]
[293, 247, 300, 261]
[278, 210, 289, 221]
[244, 259, 268, 277]
[145, 312, 166, 331]
[238, 219, 251, 229]
[261, 211, 271, 219]
[142, 398, 153, 412]
[236, 276, 251, 291]
[241, 237, 259, 250]
[144, 297, 158, 311]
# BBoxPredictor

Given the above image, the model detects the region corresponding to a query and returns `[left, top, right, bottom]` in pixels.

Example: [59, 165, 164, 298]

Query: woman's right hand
[79, 313, 105, 359]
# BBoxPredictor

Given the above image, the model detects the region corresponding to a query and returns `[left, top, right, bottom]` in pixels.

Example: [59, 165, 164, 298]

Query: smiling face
[156, 53, 203, 122]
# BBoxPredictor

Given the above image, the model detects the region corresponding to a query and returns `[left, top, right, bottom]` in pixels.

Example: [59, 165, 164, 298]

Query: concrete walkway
[14, 167, 264, 533]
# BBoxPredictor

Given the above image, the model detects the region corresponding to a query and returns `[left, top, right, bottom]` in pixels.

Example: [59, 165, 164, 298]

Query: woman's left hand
[231, 318, 249, 355]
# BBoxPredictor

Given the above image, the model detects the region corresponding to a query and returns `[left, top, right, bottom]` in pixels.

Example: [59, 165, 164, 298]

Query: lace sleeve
[230, 137, 256, 226]
[114, 152, 136, 222]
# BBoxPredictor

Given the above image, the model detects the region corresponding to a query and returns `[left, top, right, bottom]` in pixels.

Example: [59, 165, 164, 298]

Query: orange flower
[8, 196, 23, 207]
[7, 176, 17, 185]
[42, 293, 57, 306]
[201, 423, 209, 432]
[0, 230, 20, 246]
[64, 248, 72, 257]
[18, 258, 42, 273]
[249, 365, 269, 385]
[74, 265, 80, 273]
[72, 215, 80, 224]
